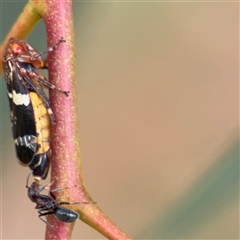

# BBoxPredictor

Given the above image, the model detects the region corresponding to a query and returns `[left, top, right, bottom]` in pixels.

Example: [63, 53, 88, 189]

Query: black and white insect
[2, 37, 69, 180]
[26, 173, 89, 239]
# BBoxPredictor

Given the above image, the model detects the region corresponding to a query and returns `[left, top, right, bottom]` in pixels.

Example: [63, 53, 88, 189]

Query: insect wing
[30, 151, 50, 180]
[5, 62, 37, 165]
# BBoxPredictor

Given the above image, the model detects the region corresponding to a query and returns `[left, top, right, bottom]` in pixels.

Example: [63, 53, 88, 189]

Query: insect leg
[50, 185, 77, 193]
[58, 201, 96, 206]
[49, 185, 78, 200]
[38, 210, 63, 240]
[34, 38, 66, 59]
[36, 181, 54, 195]
[20, 71, 55, 124]
[29, 71, 69, 96]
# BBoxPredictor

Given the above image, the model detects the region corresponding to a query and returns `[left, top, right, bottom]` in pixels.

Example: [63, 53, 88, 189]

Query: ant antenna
[26, 171, 33, 188]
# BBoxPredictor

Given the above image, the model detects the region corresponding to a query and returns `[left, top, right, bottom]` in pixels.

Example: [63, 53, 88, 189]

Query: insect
[2, 37, 69, 180]
[26, 173, 85, 239]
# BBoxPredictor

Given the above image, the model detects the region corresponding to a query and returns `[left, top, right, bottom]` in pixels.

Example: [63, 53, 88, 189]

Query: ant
[26, 172, 90, 238]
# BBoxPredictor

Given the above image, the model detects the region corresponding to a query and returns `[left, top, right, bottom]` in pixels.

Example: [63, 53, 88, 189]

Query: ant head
[26, 171, 42, 202]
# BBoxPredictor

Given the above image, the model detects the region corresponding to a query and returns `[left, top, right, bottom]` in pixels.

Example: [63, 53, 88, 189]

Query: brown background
[1, 2, 239, 239]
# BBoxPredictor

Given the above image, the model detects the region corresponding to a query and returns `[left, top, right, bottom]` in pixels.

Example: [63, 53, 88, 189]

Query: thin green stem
[0, 2, 40, 73]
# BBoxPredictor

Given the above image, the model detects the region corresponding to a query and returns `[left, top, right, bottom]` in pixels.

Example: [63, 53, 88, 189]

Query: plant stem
[1, 1, 132, 239]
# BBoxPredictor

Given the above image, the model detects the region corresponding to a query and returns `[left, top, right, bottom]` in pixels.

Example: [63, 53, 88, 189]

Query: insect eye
[11, 43, 25, 55]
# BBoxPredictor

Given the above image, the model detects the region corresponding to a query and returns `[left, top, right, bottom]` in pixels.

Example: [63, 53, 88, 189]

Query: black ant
[26, 172, 90, 238]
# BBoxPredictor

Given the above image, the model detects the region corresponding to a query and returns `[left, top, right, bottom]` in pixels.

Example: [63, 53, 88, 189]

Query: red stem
[39, 1, 84, 239]
[2, 1, 132, 239]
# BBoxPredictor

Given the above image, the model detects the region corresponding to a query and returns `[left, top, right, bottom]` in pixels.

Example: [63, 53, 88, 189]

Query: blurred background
[0, 1, 239, 239]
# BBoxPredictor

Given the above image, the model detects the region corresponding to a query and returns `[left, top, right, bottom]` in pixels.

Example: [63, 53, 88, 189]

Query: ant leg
[49, 185, 78, 200]
[49, 191, 56, 200]
[36, 181, 54, 195]
[38, 211, 63, 240]
[59, 201, 97, 206]
[51, 185, 78, 193]
[49, 185, 97, 205]
[38, 210, 54, 228]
